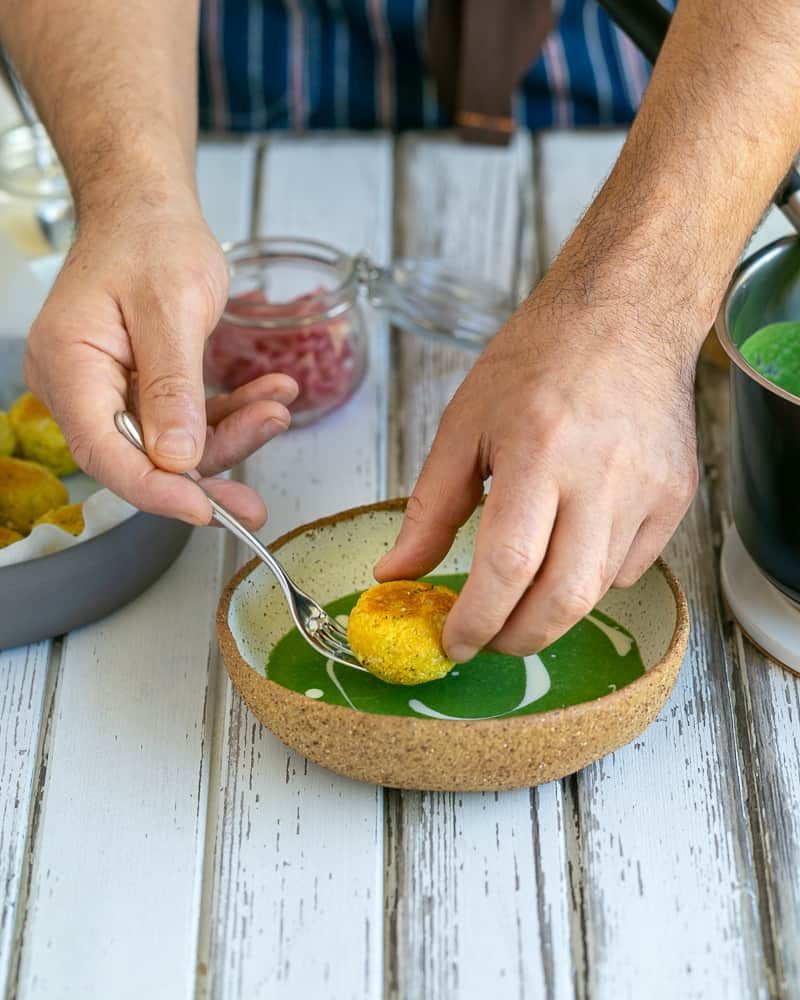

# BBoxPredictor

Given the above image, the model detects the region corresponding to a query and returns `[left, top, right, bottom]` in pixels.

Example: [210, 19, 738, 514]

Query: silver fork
[114, 410, 367, 672]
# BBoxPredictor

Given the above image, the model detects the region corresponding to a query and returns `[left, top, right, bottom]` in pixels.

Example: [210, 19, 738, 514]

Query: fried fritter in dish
[347, 580, 458, 685]
[9, 392, 78, 476]
[0, 456, 69, 533]
[34, 502, 85, 536]
[0, 525, 23, 548]
[0, 412, 15, 457]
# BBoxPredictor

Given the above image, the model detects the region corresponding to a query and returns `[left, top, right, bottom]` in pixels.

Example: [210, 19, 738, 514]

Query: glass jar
[0, 123, 73, 257]
[205, 237, 368, 427]
[205, 236, 513, 427]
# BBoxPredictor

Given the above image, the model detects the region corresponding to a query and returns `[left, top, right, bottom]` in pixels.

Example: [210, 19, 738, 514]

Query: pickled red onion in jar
[204, 288, 361, 422]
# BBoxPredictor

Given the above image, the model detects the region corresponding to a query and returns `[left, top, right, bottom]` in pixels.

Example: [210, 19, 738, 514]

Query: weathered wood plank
[9, 141, 255, 1000]
[198, 135, 391, 1000]
[537, 130, 625, 258]
[196, 142, 258, 245]
[539, 130, 769, 998]
[12, 535, 226, 1000]
[697, 355, 800, 996]
[0, 643, 51, 1000]
[385, 132, 575, 1000]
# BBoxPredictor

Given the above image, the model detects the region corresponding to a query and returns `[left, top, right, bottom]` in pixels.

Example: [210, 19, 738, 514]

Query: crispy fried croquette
[34, 502, 85, 536]
[0, 412, 15, 457]
[347, 580, 458, 685]
[9, 392, 78, 476]
[0, 526, 23, 548]
[0, 456, 69, 534]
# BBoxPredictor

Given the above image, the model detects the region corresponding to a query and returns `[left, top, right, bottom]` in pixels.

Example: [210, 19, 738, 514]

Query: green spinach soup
[740, 320, 800, 397]
[266, 573, 645, 720]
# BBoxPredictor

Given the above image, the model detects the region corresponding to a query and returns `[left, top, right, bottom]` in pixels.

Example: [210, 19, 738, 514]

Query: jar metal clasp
[353, 253, 387, 307]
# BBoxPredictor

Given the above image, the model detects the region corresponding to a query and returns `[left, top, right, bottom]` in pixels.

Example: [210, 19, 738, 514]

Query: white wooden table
[1, 128, 799, 1000]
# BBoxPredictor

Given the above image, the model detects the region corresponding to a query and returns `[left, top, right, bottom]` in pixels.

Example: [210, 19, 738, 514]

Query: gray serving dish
[0, 337, 192, 649]
[0, 513, 192, 648]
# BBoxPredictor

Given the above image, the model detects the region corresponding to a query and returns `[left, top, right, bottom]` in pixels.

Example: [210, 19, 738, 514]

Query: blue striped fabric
[198, 0, 672, 134]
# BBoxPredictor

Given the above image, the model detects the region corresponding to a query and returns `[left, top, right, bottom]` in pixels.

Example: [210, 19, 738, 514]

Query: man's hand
[24, 201, 297, 527]
[377, 0, 800, 660]
[0, 0, 296, 525]
[375, 288, 698, 660]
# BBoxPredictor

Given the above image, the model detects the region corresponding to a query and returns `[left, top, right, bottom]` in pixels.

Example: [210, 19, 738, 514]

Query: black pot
[716, 236, 800, 603]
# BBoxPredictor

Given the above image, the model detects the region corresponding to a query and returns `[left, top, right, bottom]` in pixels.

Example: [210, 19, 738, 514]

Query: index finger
[442, 463, 558, 662]
[27, 347, 212, 525]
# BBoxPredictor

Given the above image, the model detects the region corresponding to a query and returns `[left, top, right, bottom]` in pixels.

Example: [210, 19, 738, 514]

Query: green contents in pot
[740, 321, 800, 397]
[266, 573, 646, 720]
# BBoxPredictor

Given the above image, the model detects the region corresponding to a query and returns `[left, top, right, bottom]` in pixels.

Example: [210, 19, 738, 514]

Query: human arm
[376, 0, 800, 659]
[0, 0, 293, 524]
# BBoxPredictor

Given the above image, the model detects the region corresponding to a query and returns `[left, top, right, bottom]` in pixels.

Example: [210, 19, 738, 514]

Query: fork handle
[113, 410, 299, 609]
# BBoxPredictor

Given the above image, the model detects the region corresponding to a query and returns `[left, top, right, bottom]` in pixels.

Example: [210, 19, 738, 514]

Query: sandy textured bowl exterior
[217, 500, 689, 792]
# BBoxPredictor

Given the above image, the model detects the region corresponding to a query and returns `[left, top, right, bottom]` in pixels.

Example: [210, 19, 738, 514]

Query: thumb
[128, 286, 211, 472]
[375, 417, 484, 581]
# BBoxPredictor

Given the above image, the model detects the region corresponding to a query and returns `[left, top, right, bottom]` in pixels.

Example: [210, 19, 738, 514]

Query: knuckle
[596, 438, 627, 472]
[171, 279, 216, 325]
[25, 320, 57, 378]
[549, 583, 596, 625]
[681, 459, 699, 502]
[528, 407, 566, 458]
[403, 493, 427, 527]
[64, 429, 96, 475]
[488, 540, 540, 587]
[136, 273, 218, 334]
[139, 371, 195, 405]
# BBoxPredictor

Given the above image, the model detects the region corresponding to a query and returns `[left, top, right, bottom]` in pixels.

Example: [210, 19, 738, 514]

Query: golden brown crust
[33, 502, 85, 536]
[0, 525, 23, 548]
[9, 392, 78, 477]
[0, 456, 69, 533]
[348, 580, 457, 685]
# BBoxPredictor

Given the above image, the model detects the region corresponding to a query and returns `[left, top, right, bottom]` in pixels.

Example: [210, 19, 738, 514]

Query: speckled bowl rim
[216, 500, 689, 764]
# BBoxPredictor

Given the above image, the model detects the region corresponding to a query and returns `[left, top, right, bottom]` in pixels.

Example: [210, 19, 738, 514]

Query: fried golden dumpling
[0, 412, 15, 457]
[34, 501, 85, 536]
[0, 455, 69, 533]
[0, 525, 23, 548]
[9, 392, 78, 477]
[347, 580, 458, 685]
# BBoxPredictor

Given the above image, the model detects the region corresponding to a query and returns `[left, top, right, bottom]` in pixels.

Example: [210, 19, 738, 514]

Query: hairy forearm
[549, 0, 800, 342]
[0, 0, 201, 219]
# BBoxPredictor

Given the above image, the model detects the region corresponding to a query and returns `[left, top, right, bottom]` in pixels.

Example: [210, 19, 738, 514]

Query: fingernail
[447, 644, 476, 664]
[155, 429, 197, 461]
[374, 549, 394, 573]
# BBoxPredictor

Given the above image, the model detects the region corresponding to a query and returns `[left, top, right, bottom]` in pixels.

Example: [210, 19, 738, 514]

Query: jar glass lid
[368, 256, 512, 349]
[222, 237, 514, 348]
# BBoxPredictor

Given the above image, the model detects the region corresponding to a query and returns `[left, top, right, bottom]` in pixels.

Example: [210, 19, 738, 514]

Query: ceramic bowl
[217, 500, 689, 791]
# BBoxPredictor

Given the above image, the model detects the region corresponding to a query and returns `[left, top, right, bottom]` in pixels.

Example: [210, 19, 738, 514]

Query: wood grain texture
[11, 531, 226, 1000]
[7, 141, 255, 1000]
[539, 131, 769, 999]
[697, 359, 800, 997]
[0, 643, 52, 1000]
[385, 132, 575, 1000]
[198, 136, 392, 1000]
